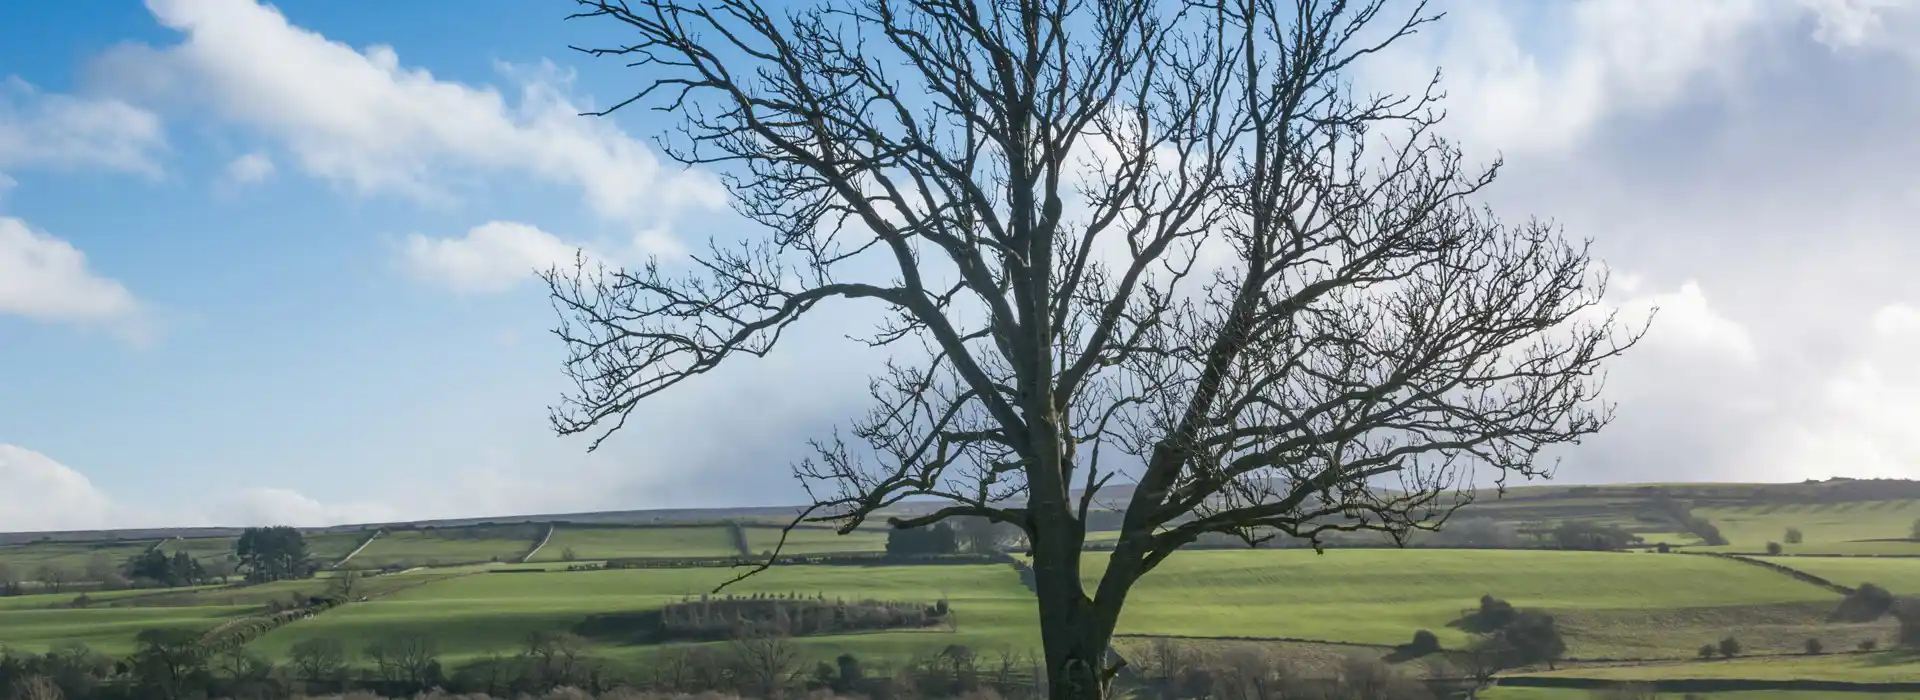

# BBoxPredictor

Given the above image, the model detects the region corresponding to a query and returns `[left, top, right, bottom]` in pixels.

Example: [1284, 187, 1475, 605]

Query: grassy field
[346, 526, 543, 569]
[1756, 556, 1920, 595]
[529, 525, 741, 561]
[743, 526, 888, 555]
[0, 540, 156, 579]
[1696, 501, 1920, 555]
[1482, 689, 1920, 700]
[1087, 549, 1857, 658]
[252, 563, 1038, 665]
[0, 603, 252, 655]
[1513, 651, 1920, 683]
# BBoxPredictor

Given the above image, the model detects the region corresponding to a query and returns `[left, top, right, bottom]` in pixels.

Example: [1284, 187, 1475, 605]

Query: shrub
[1655, 542, 1671, 554]
[1860, 639, 1879, 652]
[1766, 541, 1783, 555]
[1717, 636, 1741, 659]
[1785, 527, 1803, 544]
[1696, 644, 1716, 660]
[1407, 630, 1441, 655]
[1804, 638, 1823, 655]
[1832, 582, 1897, 622]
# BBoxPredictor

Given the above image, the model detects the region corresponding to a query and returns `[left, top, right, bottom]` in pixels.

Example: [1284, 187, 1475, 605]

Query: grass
[1695, 501, 1920, 555]
[347, 526, 543, 569]
[306, 531, 371, 564]
[252, 563, 1038, 665]
[157, 537, 239, 561]
[1482, 690, 1920, 700]
[0, 541, 156, 578]
[1754, 556, 1920, 595]
[1513, 651, 1920, 683]
[1084, 549, 1847, 658]
[0, 603, 251, 655]
[529, 526, 740, 561]
[744, 526, 887, 555]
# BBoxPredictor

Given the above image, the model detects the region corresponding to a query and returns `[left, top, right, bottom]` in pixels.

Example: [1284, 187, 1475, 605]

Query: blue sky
[2, 0, 1918, 531]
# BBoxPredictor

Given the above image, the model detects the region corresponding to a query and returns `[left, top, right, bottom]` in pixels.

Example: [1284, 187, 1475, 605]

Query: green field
[345, 526, 543, 569]
[1696, 501, 1920, 555]
[1483, 689, 1920, 700]
[1515, 652, 1920, 683]
[0, 603, 252, 655]
[743, 526, 888, 555]
[1088, 549, 1854, 658]
[529, 525, 740, 561]
[253, 563, 1037, 665]
[0, 540, 157, 579]
[1756, 556, 1920, 595]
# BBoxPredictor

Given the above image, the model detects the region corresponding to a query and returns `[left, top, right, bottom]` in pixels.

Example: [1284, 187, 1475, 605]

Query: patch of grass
[1482, 689, 1920, 700]
[0, 541, 156, 579]
[251, 564, 1037, 665]
[743, 526, 887, 555]
[1754, 556, 1920, 596]
[347, 526, 543, 569]
[0, 603, 251, 655]
[1513, 651, 1920, 683]
[1083, 549, 1843, 658]
[1695, 501, 1920, 555]
[530, 526, 741, 561]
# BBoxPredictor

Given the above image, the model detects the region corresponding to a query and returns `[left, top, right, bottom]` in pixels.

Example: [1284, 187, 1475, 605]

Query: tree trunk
[1032, 560, 1111, 700]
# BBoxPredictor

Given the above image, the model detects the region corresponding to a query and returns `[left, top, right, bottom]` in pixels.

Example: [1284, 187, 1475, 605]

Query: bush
[1785, 527, 1803, 544]
[1860, 639, 1879, 652]
[1804, 638, 1823, 655]
[1766, 541, 1783, 555]
[1407, 630, 1441, 655]
[1717, 636, 1741, 659]
[1696, 644, 1716, 660]
[1832, 582, 1897, 622]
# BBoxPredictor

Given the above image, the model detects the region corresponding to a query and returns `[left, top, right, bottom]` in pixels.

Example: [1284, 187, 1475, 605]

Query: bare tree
[548, 1, 1640, 698]
[729, 629, 802, 698]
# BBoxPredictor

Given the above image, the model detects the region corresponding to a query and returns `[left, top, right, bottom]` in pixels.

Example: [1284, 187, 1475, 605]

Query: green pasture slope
[1484, 690, 1920, 700]
[1088, 549, 1861, 659]
[528, 525, 740, 561]
[252, 563, 1038, 665]
[744, 525, 888, 555]
[1696, 500, 1920, 555]
[1514, 652, 1920, 683]
[1757, 555, 1920, 595]
[0, 540, 155, 578]
[345, 525, 544, 569]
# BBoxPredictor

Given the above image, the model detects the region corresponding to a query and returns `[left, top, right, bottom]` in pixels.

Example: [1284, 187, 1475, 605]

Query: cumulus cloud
[402, 221, 587, 295]
[0, 217, 147, 340]
[210, 488, 400, 528]
[0, 445, 116, 532]
[95, 0, 723, 222]
[0, 76, 166, 177]
[221, 151, 274, 185]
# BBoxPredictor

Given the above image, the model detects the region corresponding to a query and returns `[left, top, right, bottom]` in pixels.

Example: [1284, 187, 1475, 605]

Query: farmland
[1696, 501, 1920, 555]
[2, 479, 1919, 698]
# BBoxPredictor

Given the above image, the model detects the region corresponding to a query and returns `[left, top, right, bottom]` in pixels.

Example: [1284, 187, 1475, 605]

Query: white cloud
[402, 220, 586, 295]
[210, 487, 399, 528]
[0, 217, 147, 339]
[98, 0, 723, 223]
[0, 445, 116, 532]
[222, 151, 274, 184]
[0, 76, 166, 177]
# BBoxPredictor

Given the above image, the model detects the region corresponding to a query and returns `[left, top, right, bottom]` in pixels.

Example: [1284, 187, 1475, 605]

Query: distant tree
[84, 554, 118, 585]
[130, 628, 209, 700]
[326, 569, 362, 602]
[1912, 518, 1920, 540]
[1430, 518, 1522, 549]
[1696, 644, 1716, 660]
[954, 516, 1021, 554]
[886, 522, 962, 557]
[729, 631, 801, 700]
[1655, 543, 1671, 554]
[561, 547, 579, 562]
[288, 637, 348, 690]
[1784, 527, 1804, 544]
[833, 653, 864, 694]
[35, 566, 68, 594]
[123, 550, 208, 588]
[1503, 612, 1567, 670]
[1766, 541, 1783, 556]
[1804, 638, 1823, 655]
[363, 633, 442, 690]
[0, 563, 20, 596]
[1896, 600, 1920, 648]
[1473, 595, 1519, 631]
[1717, 636, 1741, 659]
[1552, 522, 1641, 551]
[1860, 639, 1879, 652]
[236, 526, 311, 582]
[1406, 630, 1442, 656]
[1832, 582, 1897, 622]
[212, 646, 274, 696]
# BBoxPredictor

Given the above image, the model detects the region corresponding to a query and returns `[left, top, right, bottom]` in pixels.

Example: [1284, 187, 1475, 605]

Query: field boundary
[727, 522, 751, 557]
[332, 529, 382, 570]
[1682, 551, 1855, 594]
[520, 523, 555, 564]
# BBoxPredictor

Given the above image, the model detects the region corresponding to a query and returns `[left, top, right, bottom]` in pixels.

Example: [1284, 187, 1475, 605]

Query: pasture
[1088, 549, 1857, 658]
[528, 525, 740, 561]
[251, 563, 1038, 664]
[345, 525, 544, 569]
[1482, 690, 1920, 700]
[1695, 500, 1920, 555]
[1512, 652, 1920, 683]
[1758, 556, 1920, 595]
[0, 540, 155, 578]
[744, 525, 888, 555]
